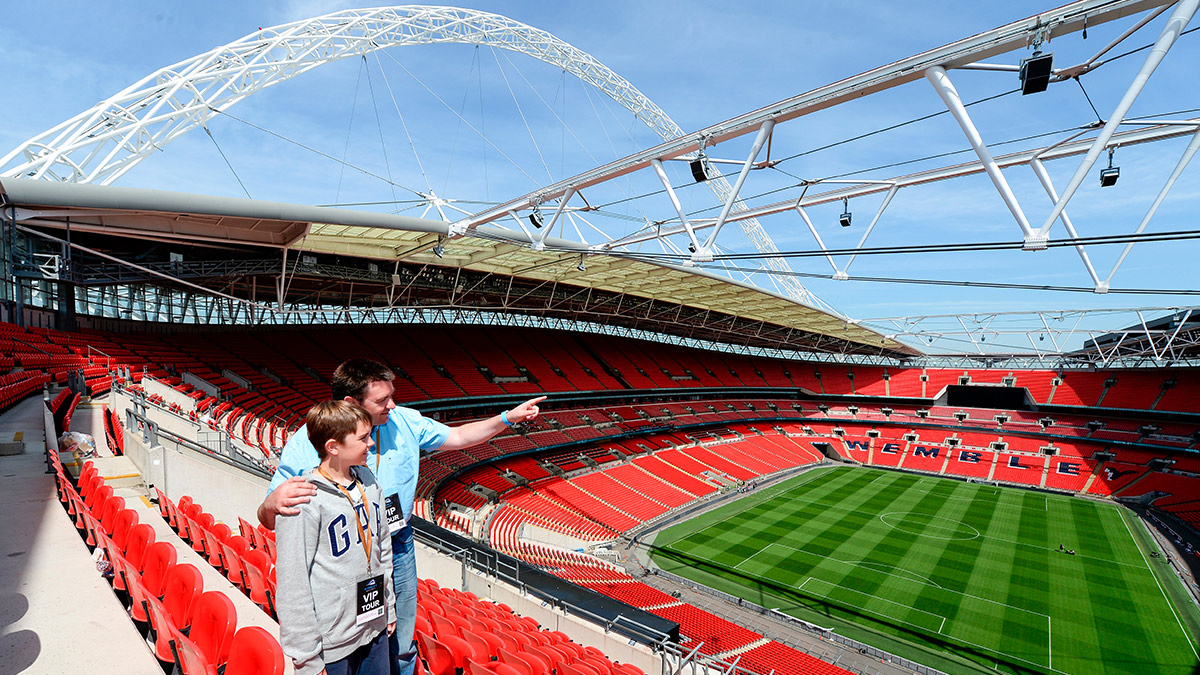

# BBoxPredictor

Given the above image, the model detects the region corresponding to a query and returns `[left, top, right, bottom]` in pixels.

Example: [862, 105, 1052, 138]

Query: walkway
[0, 394, 161, 675]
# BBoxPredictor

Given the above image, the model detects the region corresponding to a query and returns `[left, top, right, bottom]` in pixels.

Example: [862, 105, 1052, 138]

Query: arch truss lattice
[0, 5, 823, 309]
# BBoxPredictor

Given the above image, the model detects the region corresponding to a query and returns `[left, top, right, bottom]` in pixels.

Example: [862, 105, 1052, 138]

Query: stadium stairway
[0, 394, 163, 674]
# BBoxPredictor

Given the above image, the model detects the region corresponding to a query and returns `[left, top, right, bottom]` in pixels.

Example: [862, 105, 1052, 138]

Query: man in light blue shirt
[258, 358, 544, 675]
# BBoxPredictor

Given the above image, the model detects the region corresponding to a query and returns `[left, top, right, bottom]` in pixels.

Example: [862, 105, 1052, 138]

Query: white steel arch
[0, 5, 822, 309]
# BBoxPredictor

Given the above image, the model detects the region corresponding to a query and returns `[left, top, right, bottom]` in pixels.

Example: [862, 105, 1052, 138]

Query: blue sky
[2, 1, 1198, 354]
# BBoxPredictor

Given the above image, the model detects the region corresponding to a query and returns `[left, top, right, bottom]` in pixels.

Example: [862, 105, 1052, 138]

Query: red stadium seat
[240, 549, 275, 616]
[162, 562, 204, 628]
[140, 540, 178, 597]
[172, 626, 220, 675]
[122, 522, 156, 571]
[110, 508, 139, 550]
[188, 590, 237, 667]
[144, 592, 182, 666]
[223, 626, 285, 675]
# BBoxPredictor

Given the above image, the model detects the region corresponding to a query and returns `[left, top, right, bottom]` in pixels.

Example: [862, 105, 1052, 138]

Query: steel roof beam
[450, 0, 1169, 234]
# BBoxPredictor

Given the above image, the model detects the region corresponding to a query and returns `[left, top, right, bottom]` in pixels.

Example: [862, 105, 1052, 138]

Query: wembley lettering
[957, 450, 983, 463]
[1056, 461, 1080, 475]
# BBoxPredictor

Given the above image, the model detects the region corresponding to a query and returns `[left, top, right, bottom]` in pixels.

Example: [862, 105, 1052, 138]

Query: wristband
[501, 410, 514, 427]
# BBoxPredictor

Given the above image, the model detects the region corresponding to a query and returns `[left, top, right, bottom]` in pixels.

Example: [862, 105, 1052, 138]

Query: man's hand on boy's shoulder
[267, 475, 318, 517]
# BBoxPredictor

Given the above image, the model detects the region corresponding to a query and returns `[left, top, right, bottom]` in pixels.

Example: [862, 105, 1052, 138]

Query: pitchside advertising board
[842, 440, 1083, 474]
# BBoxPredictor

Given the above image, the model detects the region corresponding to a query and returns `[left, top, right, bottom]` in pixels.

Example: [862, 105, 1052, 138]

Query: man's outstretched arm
[441, 396, 546, 451]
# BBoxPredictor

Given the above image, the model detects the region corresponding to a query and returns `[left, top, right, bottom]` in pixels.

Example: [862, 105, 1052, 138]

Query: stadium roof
[0, 177, 915, 357]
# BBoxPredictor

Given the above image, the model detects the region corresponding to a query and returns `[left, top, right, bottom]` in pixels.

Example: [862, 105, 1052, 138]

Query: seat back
[189, 590, 237, 666]
[237, 516, 256, 541]
[153, 486, 172, 519]
[223, 626, 284, 675]
[98, 497, 126, 534]
[141, 540, 179, 597]
[242, 548, 272, 575]
[219, 540, 247, 590]
[144, 593, 181, 665]
[172, 625, 220, 675]
[239, 550, 274, 615]
[123, 522, 156, 570]
[497, 649, 536, 675]
[417, 632, 457, 675]
[125, 568, 153, 624]
[163, 562, 204, 629]
[88, 483, 113, 514]
[111, 508, 140, 550]
[106, 545, 131, 593]
[202, 528, 226, 568]
[209, 521, 232, 543]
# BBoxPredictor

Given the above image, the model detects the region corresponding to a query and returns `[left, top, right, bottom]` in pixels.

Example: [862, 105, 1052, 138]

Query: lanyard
[317, 467, 373, 571]
[374, 428, 381, 472]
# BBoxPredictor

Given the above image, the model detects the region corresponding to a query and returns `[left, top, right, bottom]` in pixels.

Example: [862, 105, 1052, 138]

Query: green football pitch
[650, 465, 1200, 675]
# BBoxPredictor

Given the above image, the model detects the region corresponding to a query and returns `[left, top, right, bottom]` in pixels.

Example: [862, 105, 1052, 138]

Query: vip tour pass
[356, 575, 386, 625]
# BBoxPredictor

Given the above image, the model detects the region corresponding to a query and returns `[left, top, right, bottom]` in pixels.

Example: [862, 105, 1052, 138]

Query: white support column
[506, 210, 535, 240]
[532, 189, 574, 251]
[957, 316, 987, 355]
[1036, 0, 1199, 238]
[1038, 313, 1063, 354]
[1028, 158, 1102, 287]
[794, 206, 840, 274]
[840, 184, 899, 277]
[1136, 311, 1162, 361]
[696, 119, 775, 261]
[650, 159, 702, 253]
[924, 65, 1037, 245]
[1163, 309, 1192, 360]
[1103, 124, 1200, 290]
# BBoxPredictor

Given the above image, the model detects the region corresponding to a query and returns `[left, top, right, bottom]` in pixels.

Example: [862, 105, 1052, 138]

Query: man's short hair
[307, 400, 373, 459]
[330, 358, 395, 401]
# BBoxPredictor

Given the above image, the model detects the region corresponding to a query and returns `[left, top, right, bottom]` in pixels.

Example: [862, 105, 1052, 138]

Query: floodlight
[839, 197, 852, 227]
[529, 206, 544, 228]
[576, 254, 586, 272]
[1099, 147, 1119, 187]
[432, 237, 445, 258]
[689, 152, 711, 182]
[1019, 52, 1054, 95]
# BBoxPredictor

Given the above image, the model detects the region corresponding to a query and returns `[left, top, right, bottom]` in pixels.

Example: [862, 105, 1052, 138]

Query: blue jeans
[389, 524, 417, 675]
[325, 630, 390, 675]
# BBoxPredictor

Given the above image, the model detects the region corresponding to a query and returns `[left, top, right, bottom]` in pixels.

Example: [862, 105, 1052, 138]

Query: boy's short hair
[330, 359, 395, 401]
[306, 400, 373, 459]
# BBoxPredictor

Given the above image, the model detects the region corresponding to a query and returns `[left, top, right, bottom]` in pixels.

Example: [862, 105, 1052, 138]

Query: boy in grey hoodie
[277, 401, 397, 675]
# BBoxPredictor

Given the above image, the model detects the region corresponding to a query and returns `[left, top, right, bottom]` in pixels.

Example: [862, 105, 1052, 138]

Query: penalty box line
[795, 576, 1056, 671]
[797, 577, 946, 634]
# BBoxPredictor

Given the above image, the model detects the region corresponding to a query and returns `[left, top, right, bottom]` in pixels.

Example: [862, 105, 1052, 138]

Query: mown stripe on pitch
[1069, 499, 1158, 675]
[911, 481, 1003, 640]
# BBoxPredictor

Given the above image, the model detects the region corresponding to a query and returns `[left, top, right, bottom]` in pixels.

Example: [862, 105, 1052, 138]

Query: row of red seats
[417, 579, 644, 675]
[0, 371, 48, 411]
[102, 404, 125, 455]
[51, 455, 282, 675]
[154, 489, 278, 619]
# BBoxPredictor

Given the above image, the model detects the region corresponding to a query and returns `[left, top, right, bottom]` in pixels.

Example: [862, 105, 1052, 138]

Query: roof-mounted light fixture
[1019, 51, 1054, 95]
[689, 137, 712, 182]
[1099, 146, 1120, 187]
